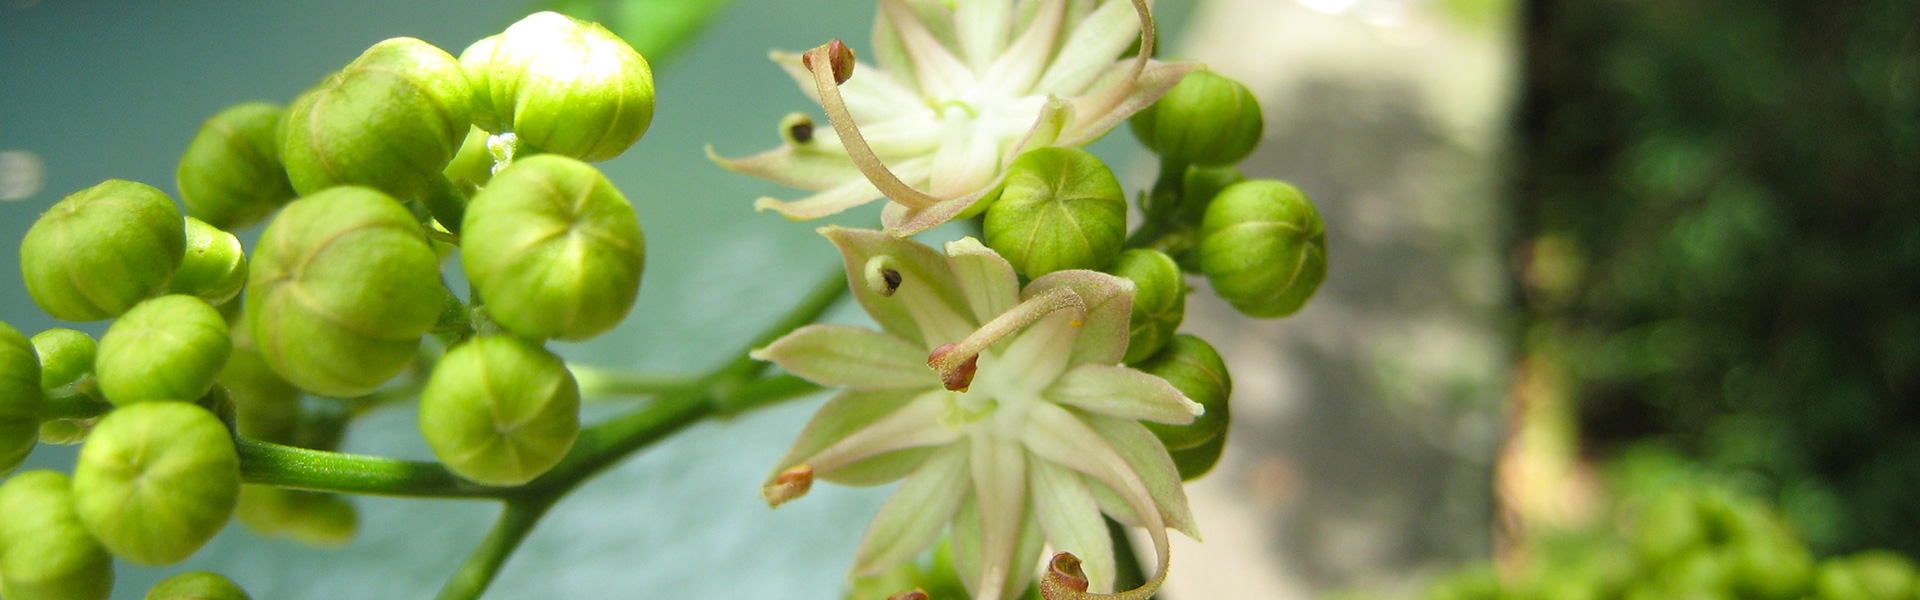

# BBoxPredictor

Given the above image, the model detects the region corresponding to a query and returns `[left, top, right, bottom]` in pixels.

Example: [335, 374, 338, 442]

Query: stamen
[887, 590, 931, 600]
[863, 256, 904, 297]
[802, 40, 942, 211]
[761, 464, 815, 508]
[779, 112, 815, 144]
[927, 286, 1086, 391]
[1041, 553, 1090, 596]
[1127, 0, 1154, 84]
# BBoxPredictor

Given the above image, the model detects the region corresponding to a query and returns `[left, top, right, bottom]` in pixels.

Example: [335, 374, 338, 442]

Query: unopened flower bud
[983, 147, 1127, 278]
[0, 321, 40, 476]
[443, 126, 495, 187]
[1198, 180, 1326, 318]
[246, 187, 443, 397]
[167, 217, 248, 306]
[220, 340, 301, 443]
[176, 102, 296, 230]
[419, 336, 580, 486]
[0, 470, 114, 600]
[235, 486, 358, 548]
[1128, 70, 1263, 167]
[29, 328, 93, 391]
[462, 155, 644, 340]
[20, 179, 184, 321]
[1108, 249, 1186, 364]
[1134, 335, 1231, 452]
[1167, 424, 1226, 481]
[72, 402, 240, 565]
[281, 37, 471, 199]
[144, 570, 251, 600]
[467, 12, 656, 161]
[95, 295, 232, 405]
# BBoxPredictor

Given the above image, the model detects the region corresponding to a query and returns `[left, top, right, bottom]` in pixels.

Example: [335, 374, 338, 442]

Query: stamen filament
[927, 286, 1086, 391]
[803, 40, 942, 211]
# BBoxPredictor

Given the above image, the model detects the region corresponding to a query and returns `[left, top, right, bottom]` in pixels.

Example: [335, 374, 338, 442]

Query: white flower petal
[952, 495, 1046, 600]
[1019, 403, 1165, 537]
[1030, 458, 1117, 593]
[1058, 59, 1198, 147]
[980, 0, 1068, 95]
[707, 142, 862, 191]
[823, 226, 979, 347]
[880, 179, 1003, 236]
[786, 389, 962, 478]
[750, 324, 940, 390]
[852, 443, 970, 575]
[1032, 0, 1143, 96]
[880, 0, 977, 98]
[1079, 412, 1199, 538]
[956, 0, 1012, 72]
[991, 308, 1082, 393]
[1045, 363, 1200, 424]
[752, 172, 887, 220]
[772, 50, 923, 122]
[926, 122, 1005, 198]
[969, 434, 1031, 600]
[1022, 270, 1134, 365]
[944, 237, 1022, 323]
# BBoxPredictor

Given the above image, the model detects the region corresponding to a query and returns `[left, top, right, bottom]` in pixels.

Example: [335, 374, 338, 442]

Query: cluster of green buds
[0, 11, 657, 596]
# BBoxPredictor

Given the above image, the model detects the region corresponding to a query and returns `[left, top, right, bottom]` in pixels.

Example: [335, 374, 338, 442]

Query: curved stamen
[1126, 0, 1154, 84]
[803, 40, 942, 211]
[927, 286, 1087, 391]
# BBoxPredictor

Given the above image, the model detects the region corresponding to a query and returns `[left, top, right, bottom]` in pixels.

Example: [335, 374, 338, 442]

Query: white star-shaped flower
[712, 0, 1195, 235]
[752, 227, 1201, 600]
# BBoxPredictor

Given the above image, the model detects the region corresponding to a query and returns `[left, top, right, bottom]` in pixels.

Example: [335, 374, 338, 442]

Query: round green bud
[166, 218, 248, 306]
[95, 295, 232, 405]
[1128, 70, 1263, 167]
[280, 37, 471, 199]
[458, 35, 503, 131]
[461, 155, 644, 340]
[0, 471, 114, 600]
[30, 328, 95, 391]
[469, 12, 656, 161]
[234, 486, 355, 547]
[220, 343, 300, 444]
[0, 321, 41, 476]
[72, 402, 241, 566]
[176, 102, 297, 230]
[1133, 334, 1231, 451]
[20, 179, 185, 321]
[419, 335, 580, 486]
[1198, 180, 1327, 318]
[1172, 166, 1249, 273]
[1167, 423, 1225, 481]
[983, 147, 1128, 278]
[1108, 249, 1186, 364]
[145, 571, 250, 600]
[246, 187, 442, 397]
[443, 125, 495, 188]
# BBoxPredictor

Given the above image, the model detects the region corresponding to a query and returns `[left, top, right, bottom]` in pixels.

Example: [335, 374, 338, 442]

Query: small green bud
[167, 218, 248, 306]
[468, 12, 656, 161]
[1198, 180, 1326, 318]
[443, 125, 495, 187]
[461, 155, 644, 340]
[1128, 70, 1264, 167]
[220, 341, 301, 444]
[983, 147, 1128, 278]
[281, 37, 471, 199]
[29, 328, 94, 391]
[246, 187, 442, 397]
[0, 471, 114, 600]
[72, 402, 241, 566]
[37, 420, 89, 446]
[1134, 335, 1231, 452]
[1170, 166, 1248, 273]
[419, 336, 580, 486]
[1108, 249, 1186, 364]
[1167, 423, 1225, 481]
[95, 295, 232, 405]
[234, 486, 355, 547]
[0, 321, 41, 476]
[145, 571, 251, 600]
[20, 179, 185, 321]
[176, 102, 296, 230]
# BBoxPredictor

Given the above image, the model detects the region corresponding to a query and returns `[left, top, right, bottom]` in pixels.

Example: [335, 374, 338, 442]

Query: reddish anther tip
[762, 464, 815, 507]
[928, 342, 979, 392]
[886, 589, 930, 600]
[802, 39, 857, 85]
[1044, 552, 1091, 595]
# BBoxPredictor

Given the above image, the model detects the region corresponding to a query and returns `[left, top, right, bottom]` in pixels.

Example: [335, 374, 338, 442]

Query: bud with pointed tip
[461, 155, 644, 340]
[95, 295, 232, 405]
[145, 571, 250, 600]
[1129, 70, 1264, 167]
[418, 335, 580, 486]
[465, 12, 656, 161]
[1198, 180, 1326, 318]
[0, 470, 114, 600]
[246, 187, 443, 397]
[72, 402, 240, 566]
[176, 102, 296, 230]
[281, 37, 471, 199]
[443, 125, 495, 188]
[29, 328, 93, 392]
[1108, 249, 1186, 364]
[0, 321, 40, 476]
[167, 218, 248, 306]
[21, 179, 185, 321]
[1134, 334, 1231, 453]
[983, 147, 1128, 278]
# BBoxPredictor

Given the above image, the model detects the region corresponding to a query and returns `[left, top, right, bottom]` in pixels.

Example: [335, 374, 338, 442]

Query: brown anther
[928, 343, 979, 392]
[789, 121, 814, 143]
[801, 38, 857, 85]
[886, 589, 930, 600]
[761, 464, 815, 508]
[1041, 552, 1091, 598]
[881, 268, 903, 295]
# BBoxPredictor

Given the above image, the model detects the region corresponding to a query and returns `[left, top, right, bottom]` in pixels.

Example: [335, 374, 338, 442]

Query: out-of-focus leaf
[536, 0, 737, 65]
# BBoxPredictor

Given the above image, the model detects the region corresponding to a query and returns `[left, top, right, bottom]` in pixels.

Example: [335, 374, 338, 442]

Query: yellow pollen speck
[1070, 320, 1083, 328]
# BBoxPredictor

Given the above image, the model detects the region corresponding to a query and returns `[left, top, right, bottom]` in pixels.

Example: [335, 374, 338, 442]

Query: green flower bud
[20, 179, 185, 321]
[461, 155, 644, 340]
[1134, 335, 1231, 451]
[983, 147, 1128, 278]
[220, 342, 300, 444]
[234, 486, 355, 547]
[246, 187, 442, 397]
[1198, 180, 1327, 318]
[72, 402, 241, 566]
[281, 37, 471, 199]
[0, 471, 114, 600]
[37, 420, 89, 446]
[458, 35, 502, 132]
[145, 571, 251, 600]
[176, 102, 296, 230]
[419, 335, 580, 486]
[1167, 423, 1225, 481]
[0, 321, 41, 476]
[443, 125, 495, 188]
[1108, 249, 1186, 364]
[1171, 166, 1247, 273]
[95, 295, 231, 405]
[166, 218, 248, 306]
[30, 328, 94, 391]
[1128, 70, 1264, 167]
[468, 12, 656, 161]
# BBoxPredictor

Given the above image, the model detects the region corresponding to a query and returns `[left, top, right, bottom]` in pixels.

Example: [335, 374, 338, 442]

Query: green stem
[236, 437, 503, 498]
[714, 373, 823, 417]
[569, 364, 705, 399]
[434, 497, 555, 600]
[516, 393, 719, 497]
[1124, 157, 1191, 251]
[710, 268, 850, 384]
[423, 172, 468, 236]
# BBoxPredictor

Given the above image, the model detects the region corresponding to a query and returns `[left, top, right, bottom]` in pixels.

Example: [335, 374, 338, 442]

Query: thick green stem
[1124, 157, 1191, 252]
[434, 497, 556, 600]
[423, 172, 468, 236]
[569, 365, 705, 399]
[236, 437, 502, 498]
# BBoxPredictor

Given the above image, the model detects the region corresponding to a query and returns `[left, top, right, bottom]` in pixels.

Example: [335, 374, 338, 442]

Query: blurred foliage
[1514, 0, 1920, 557]
[538, 0, 735, 65]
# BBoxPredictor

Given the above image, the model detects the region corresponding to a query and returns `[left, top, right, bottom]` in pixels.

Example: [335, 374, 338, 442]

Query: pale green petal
[1032, 0, 1143, 96]
[770, 388, 960, 481]
[771, 50, 924, 122]
[826, 445, 936, 486]
[1083, 471, 1142, 527]
[1030, 458, 1117, 593]
[852, 443, 969, 575]
[955, 0, 1012, 72]
[870, 1, 916, 92]
[707, 141, 861, 191]
[1057, 59, 1198, 147]
[1080, 411, 1199, 538]
[752, 172, 887, 220]
[1019, 402, 1167, 537]
[944, 237, 1021, 323]
[981, 0, 1068, 95]
[750, 324, 939, 390]
[1045, 364, 1201, 424]
[969, 434, 1030, 600]
[991, 308, 1082, 393]
[925, 122, 1004, 199]
[880, 179, 1003, 236]
[821, 226, 977, 347]
[879, 0, 977, 98]
[1022, 270, 1134, 365]
[771, 388, 919, 472]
